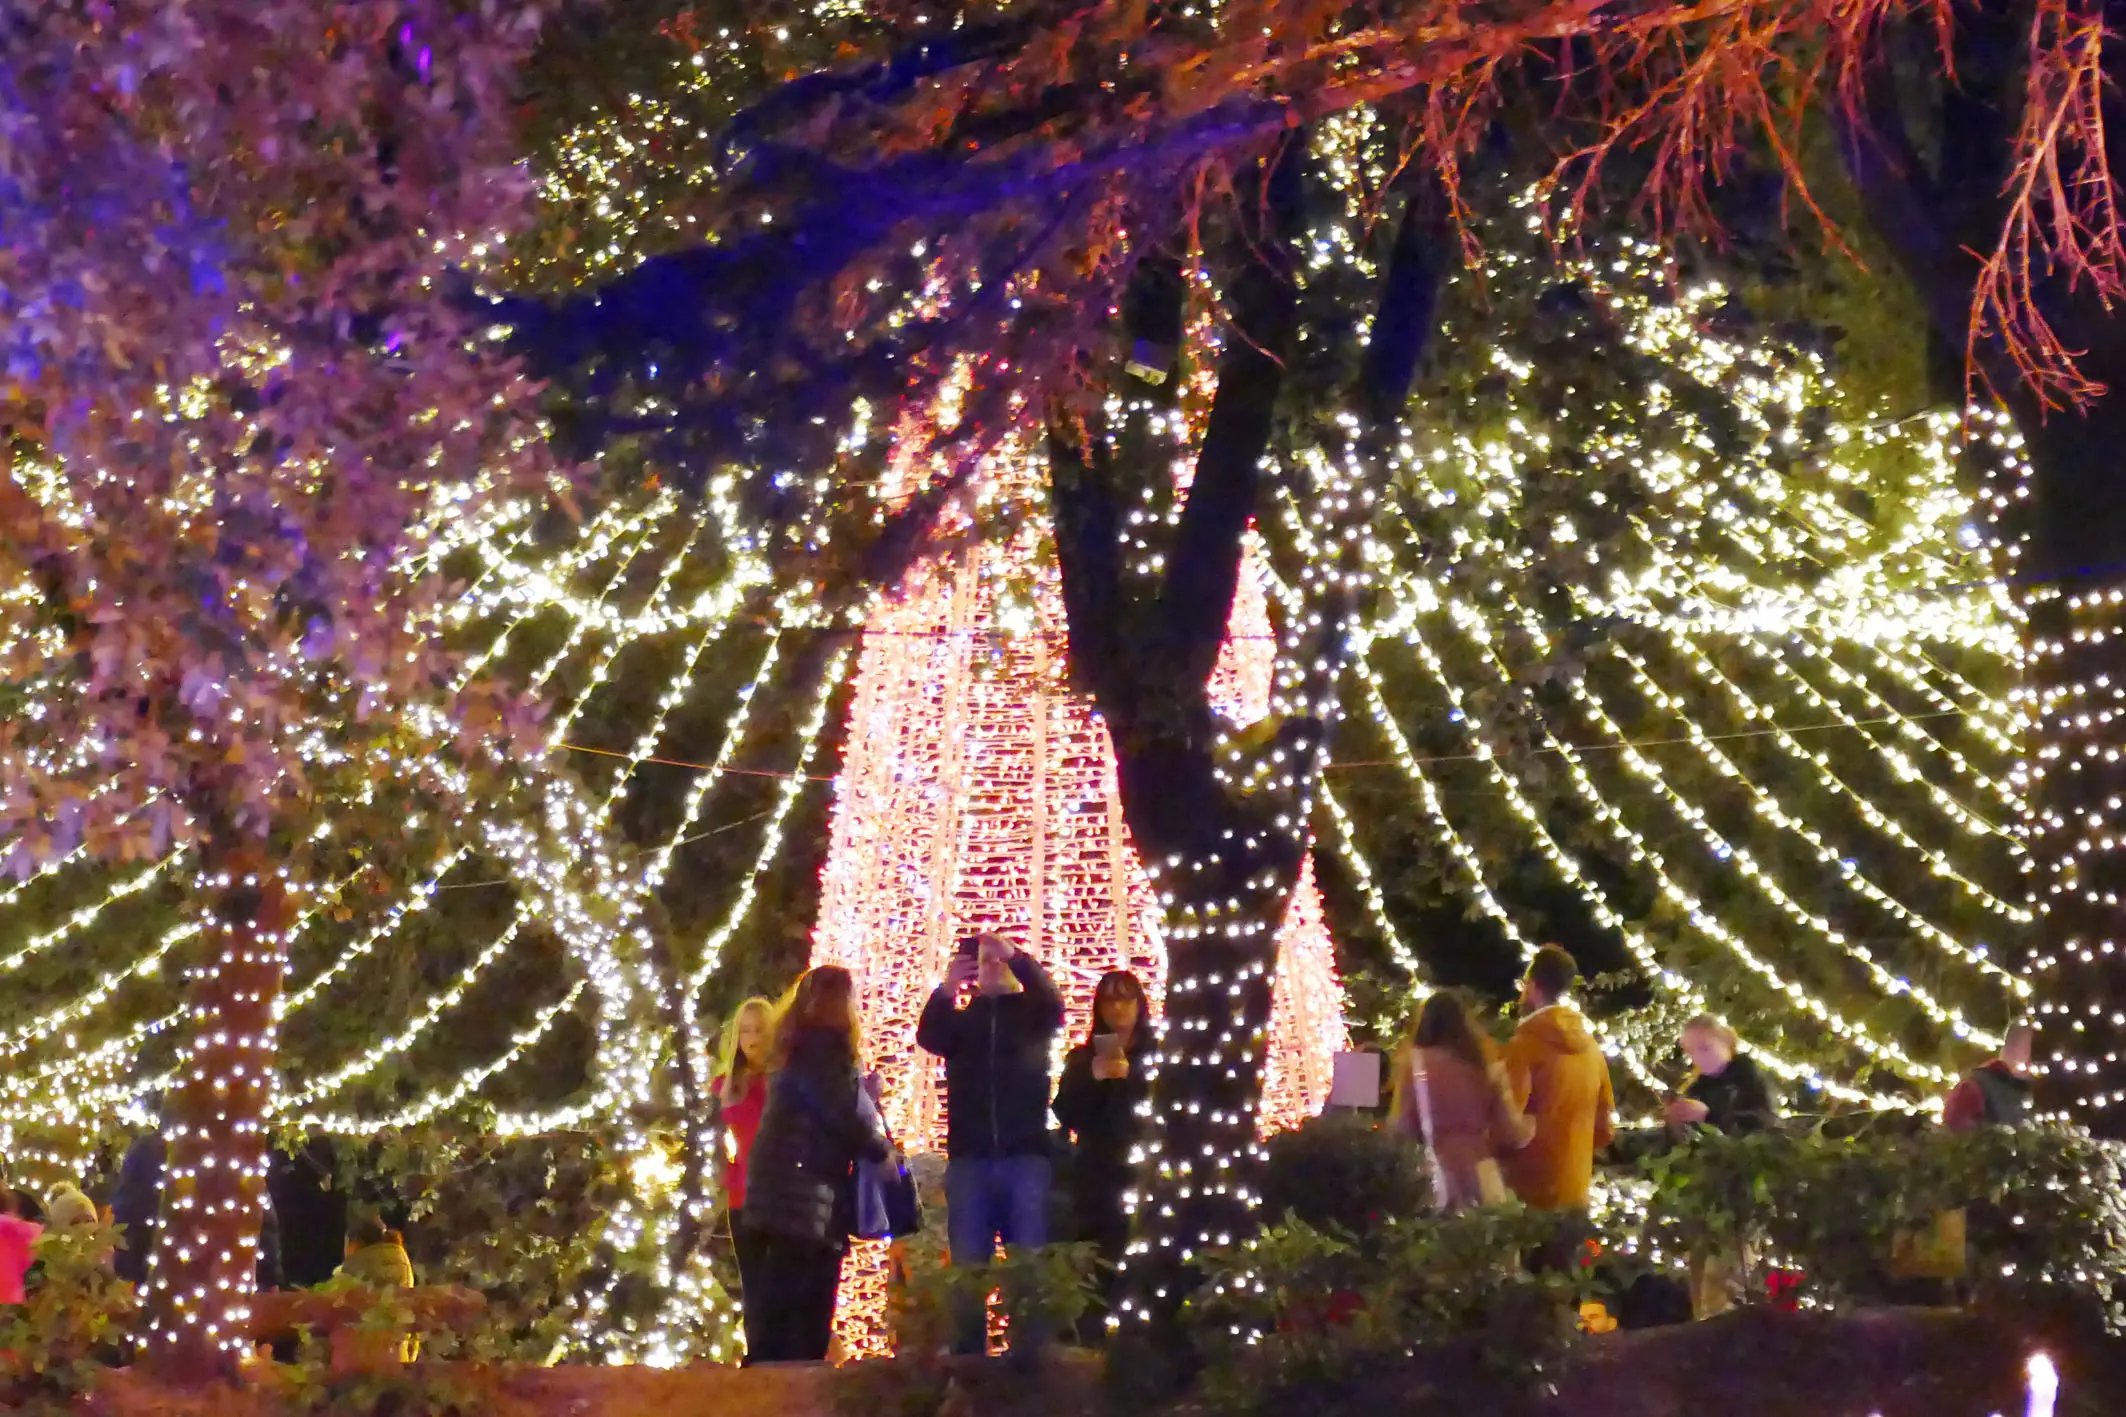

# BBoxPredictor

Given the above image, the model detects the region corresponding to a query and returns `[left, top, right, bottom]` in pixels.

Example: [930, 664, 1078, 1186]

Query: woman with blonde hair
[714, 997, 775, 1314]
[1664, 1015, 1776, 1135]
[1391, 992, 1533, 1212]
[737, 966, 890, 1363]
[1664, 1014, 1776, 1318]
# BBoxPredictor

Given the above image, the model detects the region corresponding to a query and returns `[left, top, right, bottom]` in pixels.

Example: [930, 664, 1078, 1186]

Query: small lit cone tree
[0, 2, 561, 1379]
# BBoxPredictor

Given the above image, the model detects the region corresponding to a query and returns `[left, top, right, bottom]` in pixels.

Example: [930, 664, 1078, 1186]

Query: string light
[806, 437, 1345, 1352]
[0, 60, 2069, 1365]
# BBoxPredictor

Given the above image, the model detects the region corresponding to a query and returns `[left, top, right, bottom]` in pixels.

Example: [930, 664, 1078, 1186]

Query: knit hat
[46, 1184, 97, 1233]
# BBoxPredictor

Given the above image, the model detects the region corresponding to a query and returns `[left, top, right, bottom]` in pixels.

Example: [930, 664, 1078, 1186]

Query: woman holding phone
[1053, 969, 1155, 1338]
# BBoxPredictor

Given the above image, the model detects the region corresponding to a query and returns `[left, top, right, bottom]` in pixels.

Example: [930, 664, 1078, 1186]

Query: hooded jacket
[917, 953, 1065, 1160]
[1500, 1004, 1615, 1211]
[338, 1234, 415, 1288]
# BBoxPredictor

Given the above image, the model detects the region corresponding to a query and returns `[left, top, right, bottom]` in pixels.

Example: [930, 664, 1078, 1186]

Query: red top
[714, 1072, 768, 1212]
[1943, 1059, 2027, 1131]
[0, 1215, 41, 1305]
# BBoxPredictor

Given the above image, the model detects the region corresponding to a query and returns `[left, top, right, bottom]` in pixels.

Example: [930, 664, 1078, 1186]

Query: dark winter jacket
[740, 1027, 889, 1250]
[1944, 1060, 2034, 1131]
[917, 954, 1065, 1160]
[1683, 1051, 1778, 1135]
[111, 1133, 166, 1285]
[1053, 1025, 1155, 1200]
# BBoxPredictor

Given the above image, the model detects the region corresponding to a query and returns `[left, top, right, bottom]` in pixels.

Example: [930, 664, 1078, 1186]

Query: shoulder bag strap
[1413, 1056, 1438, 1147]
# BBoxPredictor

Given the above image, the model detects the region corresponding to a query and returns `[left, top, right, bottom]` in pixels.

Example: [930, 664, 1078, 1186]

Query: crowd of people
[715, 932, 1152, 1362]
[715, 936, 2042, 1359]
[0, 935, 2037, 1364]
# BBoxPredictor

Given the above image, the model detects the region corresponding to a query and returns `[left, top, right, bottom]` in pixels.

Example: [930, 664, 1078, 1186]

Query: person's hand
[863, 1070, 884, 1103]
[978, 932, 1016, 967]
[1092, 1055, 1129, 1081]
[945, 955, 979, 991]
[1664, 1097, 1710, 1127]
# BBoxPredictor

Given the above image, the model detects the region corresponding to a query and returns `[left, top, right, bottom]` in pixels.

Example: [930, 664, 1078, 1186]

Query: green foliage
[833, 1240, 1099, 1417]
[1181, 1121, 2126, 1417]
[1629, 1122, 2126, 1322]
[891, 1228, 1101, 1358]
[360, 1127, 697, 1362]
[0, 1226, 135, 1415]
[276, 1357, 489, 1417]
[1184, 1210, 1594, 1415]
[1260, 1110, 1428, 1239]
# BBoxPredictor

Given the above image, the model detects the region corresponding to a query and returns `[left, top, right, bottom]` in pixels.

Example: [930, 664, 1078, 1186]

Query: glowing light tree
[0, 3, 562, 1377]
[2025, 583, 2126, 1120]
[809, 441, 1346, 1348]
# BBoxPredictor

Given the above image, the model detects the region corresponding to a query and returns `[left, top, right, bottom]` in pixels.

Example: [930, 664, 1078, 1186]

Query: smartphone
[1092, 1033, 1123, 1061]
[955, 934, 981, 959]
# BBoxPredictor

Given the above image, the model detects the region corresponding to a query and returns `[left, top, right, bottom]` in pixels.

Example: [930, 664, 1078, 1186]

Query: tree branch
[1152, 136, 1305, 689]
[1047, 418, 1132, 709]
[1830, 67, 1983, 359]
[1358, 180, 1450, 424]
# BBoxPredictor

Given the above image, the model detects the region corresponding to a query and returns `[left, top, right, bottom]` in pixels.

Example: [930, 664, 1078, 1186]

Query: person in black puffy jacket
[916, 931, 1063, 1354]
[739, 966, 889, 1363]
[1053, 969, 1155, 1340]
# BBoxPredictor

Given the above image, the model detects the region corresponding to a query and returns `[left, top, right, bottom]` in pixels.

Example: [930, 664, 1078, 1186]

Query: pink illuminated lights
[807, 442, 1347, 1352]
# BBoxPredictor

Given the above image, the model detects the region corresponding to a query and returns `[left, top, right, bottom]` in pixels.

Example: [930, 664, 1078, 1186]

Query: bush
[1185, 1209, 1593, 1415]
[1259, 1111, 1427, 1239]
[1629, 1122, 2126, 1323]
[835, 1241, 1099, 1417]
[0, 1225, 135, 1415]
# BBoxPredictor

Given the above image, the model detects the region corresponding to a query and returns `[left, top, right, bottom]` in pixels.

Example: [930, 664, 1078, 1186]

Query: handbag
[855, 1155, 923, 1240]
[851, 1088, 924, 1241]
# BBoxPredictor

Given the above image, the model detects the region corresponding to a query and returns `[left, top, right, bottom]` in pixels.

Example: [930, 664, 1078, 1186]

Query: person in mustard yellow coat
[1500, 946, 1615, 1215]
[334, 1214, 419, 1364]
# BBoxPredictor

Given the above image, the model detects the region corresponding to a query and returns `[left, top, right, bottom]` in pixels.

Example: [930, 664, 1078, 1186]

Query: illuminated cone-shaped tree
[808, 444, 1347, 1349]
[0, 4, 560, 1377]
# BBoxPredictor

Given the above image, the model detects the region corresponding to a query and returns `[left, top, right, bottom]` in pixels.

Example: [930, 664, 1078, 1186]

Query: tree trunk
[2005, 377, 2126, 1124]
[1834, 49, 2126, 1122]
[139, 836, 289, 1383]
[1110, 752, 1308, 1329]
[1046, 145, 1443, 1351]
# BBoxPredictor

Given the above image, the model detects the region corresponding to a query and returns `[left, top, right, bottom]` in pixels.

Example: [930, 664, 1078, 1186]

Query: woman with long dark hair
[1053, 969, 1154, 1335]
[1390, 992, 1532, 1213]
[737, 967, 889, 1363]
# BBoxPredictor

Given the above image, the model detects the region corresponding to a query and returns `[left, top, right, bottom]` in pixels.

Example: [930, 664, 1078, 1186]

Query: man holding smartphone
[916, 930, 1065, 1355]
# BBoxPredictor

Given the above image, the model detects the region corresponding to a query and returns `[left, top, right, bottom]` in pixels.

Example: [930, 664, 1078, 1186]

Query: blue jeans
[944, 1155, 1051, 1354]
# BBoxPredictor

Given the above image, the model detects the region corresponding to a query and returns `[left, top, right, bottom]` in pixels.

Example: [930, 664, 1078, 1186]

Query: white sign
[1327, 1050, 1381, 1109]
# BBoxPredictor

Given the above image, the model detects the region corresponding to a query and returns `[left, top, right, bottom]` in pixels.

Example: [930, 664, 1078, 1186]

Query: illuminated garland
[0, 68, 2058, 1368]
